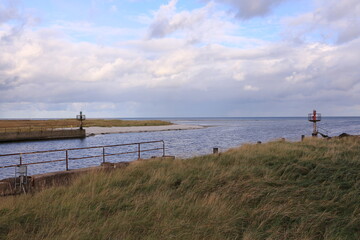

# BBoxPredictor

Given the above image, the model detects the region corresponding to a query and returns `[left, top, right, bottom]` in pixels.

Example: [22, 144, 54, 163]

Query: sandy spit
[85, 124, 205, 136]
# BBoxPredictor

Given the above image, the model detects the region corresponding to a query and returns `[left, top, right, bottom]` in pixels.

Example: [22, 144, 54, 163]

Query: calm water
[1, 117, 359, 179]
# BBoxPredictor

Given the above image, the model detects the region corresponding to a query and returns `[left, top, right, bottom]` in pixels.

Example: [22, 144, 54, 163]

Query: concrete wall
[0, 129, 86, 142]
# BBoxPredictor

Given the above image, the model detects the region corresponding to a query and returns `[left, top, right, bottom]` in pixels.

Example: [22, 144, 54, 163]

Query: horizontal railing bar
[66, 140, 164, 151]
[0, 149, 65, 157]
[0, 158, 66, 168]
[0, 153, 22, 157]
[104, 150, 139, 157]
[0, 140, 164, 157]
[0, 164, 20, 169]
[69, 148, 163, 160]
[139, 148, 163, 152]
[69, 155, 103, 161]
[23, 159, 66, 165]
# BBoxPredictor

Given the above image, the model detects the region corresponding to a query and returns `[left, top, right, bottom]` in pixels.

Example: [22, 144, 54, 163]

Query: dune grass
[0, 137, 359, 239]
[0, 119, 172, 131]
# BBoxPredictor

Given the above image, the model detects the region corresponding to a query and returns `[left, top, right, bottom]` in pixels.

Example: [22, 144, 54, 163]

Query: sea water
[0, 117, 359, 179]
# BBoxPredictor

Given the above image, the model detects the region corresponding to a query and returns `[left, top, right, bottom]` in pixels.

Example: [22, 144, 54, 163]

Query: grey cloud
[0, 0, 23, 42]
[148, 20, 169, 38]
[0, 0, 19, 24]
[323, 0, 360, 43]
[323, 0, 359, 21]
[213, 0, 287, 19]
[337, 25, 360, 44]
[146, 1, 226, 42]
[285, 0, 360, 44]
[1, 23, 25, 43]
[147, 1, 208, 40]
[0, 76, 19, 91]
[147, 0, 177, 38]
[0, 0, 40, 43]
[147, 0, 287, 40]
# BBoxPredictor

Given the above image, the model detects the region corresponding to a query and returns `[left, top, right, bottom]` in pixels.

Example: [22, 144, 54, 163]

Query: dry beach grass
[0, 137, 359, 239]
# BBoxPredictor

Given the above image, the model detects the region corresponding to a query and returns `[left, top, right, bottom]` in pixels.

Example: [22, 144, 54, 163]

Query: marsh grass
[0, 137, 359, 239]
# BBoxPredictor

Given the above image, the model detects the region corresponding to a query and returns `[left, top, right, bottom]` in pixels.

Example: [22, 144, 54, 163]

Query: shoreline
[85, 124, 205, 136]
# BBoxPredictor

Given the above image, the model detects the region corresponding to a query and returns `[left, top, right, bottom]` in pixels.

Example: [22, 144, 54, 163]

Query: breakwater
[0, 129, 85, 142]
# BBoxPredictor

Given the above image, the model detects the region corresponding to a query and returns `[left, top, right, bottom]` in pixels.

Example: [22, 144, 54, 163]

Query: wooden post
[301, 135, 305, 141]
[213, 148, 219, 154]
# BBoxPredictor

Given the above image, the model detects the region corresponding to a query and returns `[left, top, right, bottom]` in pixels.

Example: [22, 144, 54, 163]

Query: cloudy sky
[0, 0, 359, 118]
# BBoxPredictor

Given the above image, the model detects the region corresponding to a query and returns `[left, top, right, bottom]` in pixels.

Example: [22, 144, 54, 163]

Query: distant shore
[0, 119, 172, 131]
[85, 124, 205, 136]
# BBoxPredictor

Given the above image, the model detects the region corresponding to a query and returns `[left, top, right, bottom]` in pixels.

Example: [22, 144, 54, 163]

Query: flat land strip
[85, 125, 204, 135]
[0, 119, 172, 131]
[1, 137, 359, 239]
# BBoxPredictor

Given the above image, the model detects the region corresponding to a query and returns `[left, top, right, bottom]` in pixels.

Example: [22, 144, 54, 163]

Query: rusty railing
[0, 140, 166, 171]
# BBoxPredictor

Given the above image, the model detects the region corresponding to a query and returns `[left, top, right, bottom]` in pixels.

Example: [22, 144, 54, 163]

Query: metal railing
[0, 140, 165, 171]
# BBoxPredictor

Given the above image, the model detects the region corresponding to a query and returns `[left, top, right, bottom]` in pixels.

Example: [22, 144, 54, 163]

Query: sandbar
[85, 124, 205, 136]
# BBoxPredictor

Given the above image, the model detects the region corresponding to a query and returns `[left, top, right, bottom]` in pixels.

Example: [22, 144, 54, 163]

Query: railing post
[138, 143, 141, 160]
[66, 150, 69, 171]
[162, 141, 165, 157]
[19, 153, 22, 165]
[102, 147, 105, 163]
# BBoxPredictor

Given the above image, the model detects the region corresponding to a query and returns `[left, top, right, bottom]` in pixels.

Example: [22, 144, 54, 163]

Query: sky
[0, 0, 360, 118]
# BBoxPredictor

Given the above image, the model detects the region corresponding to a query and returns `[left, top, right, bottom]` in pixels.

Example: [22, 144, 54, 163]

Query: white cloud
[1, 23, 360, 116]
[146, 0, 236, 44]
[1, 0, 360, 117]
[285, 72, 311, 83]
[244, 85, 259, 91]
